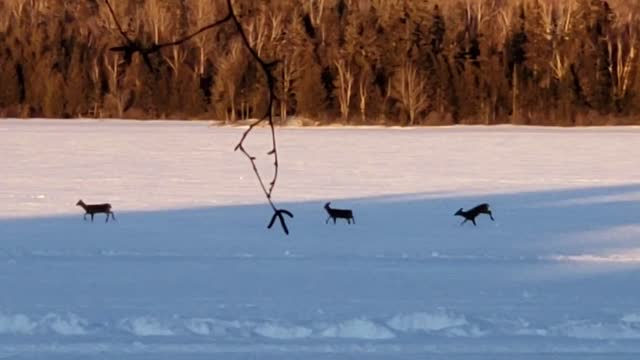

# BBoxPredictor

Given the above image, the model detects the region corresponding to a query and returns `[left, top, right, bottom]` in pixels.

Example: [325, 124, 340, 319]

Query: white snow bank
[254, 323, 313, 339]
[119, 317, 174, 336]
[0, 313, 37, 334]
[3, 311, 640, 342]
[0, 312, 87, 335]
[622, 313, 640, 324]
[41, 313, 88, 335]
[320, 319, 395, 340]
[387, 310, 468, 333]
[184, 318, 218, 336]
[552, 319, 640, 340]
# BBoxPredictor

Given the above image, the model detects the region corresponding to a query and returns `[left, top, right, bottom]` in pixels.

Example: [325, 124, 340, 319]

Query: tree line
[0, 0, 638, 125]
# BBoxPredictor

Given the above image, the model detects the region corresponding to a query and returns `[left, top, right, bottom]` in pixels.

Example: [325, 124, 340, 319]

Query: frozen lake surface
[1, 120, 640, 359]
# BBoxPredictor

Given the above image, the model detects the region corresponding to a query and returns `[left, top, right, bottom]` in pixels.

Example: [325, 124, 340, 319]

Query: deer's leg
[333, 217, 336, 224]
[91, 213, 94, 222]
[347, 218, 351, 224]
[471, 218, 477, 226]
[460, 219, 467, 226]
[488, 211, 494, 221]
[326, 216, 330, 224]
[111, 212, 117, 221]
[105, 213, 109, 223]
[83, 213, 87, 221]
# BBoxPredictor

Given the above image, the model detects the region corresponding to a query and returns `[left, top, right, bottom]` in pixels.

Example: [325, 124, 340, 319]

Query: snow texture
[1, 119, 640, 359]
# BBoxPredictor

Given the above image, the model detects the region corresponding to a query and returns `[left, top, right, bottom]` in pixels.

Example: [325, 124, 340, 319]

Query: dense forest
[0, 0, 639, 125]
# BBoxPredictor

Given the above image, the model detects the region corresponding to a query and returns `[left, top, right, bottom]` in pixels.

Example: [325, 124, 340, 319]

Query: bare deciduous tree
[334, 59, 353, 123]
[609, 18, 638, 103]
[4, 0, 640, 126]
[357, 68, 369, 124]
[393, 62, 429, 126]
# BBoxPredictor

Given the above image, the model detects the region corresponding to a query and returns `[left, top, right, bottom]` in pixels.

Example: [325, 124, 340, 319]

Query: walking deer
[454, 203, 494, 226]
[324, 202, 355, 224]
[76, 200, 116, 223]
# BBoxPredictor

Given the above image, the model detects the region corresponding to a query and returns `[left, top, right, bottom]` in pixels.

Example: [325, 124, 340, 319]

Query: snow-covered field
[1, 119, 640, 359]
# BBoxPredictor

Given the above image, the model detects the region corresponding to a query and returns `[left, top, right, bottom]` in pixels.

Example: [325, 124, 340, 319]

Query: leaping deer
[454, 203, 494, 226]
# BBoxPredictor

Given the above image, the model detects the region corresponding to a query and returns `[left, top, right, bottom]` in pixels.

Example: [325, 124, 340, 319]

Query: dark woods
[1, 0, 638, 125]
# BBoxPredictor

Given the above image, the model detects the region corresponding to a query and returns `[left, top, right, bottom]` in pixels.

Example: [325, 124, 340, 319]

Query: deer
[324, 202, 355, 224]
[454, 203, 494, 226]
[76, 200, 116, 223]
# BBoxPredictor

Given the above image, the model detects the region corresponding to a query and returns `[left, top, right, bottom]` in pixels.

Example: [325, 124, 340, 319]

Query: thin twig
[154, 14, 233, 49]
[103, 0, 133, 45]
[224, 0, 291, 234]
[104, 0, 232, 70]
[227, 0, 281, 199]
[102, 0, 292, 235]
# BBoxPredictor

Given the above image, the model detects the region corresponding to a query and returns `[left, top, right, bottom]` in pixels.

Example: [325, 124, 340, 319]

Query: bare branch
[101, 0, 291, 235]
[103, 0, 231, 70]
[226, 0, 281, 200]
[103, 0, 133, 46]
[154, 14, 233, 49]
